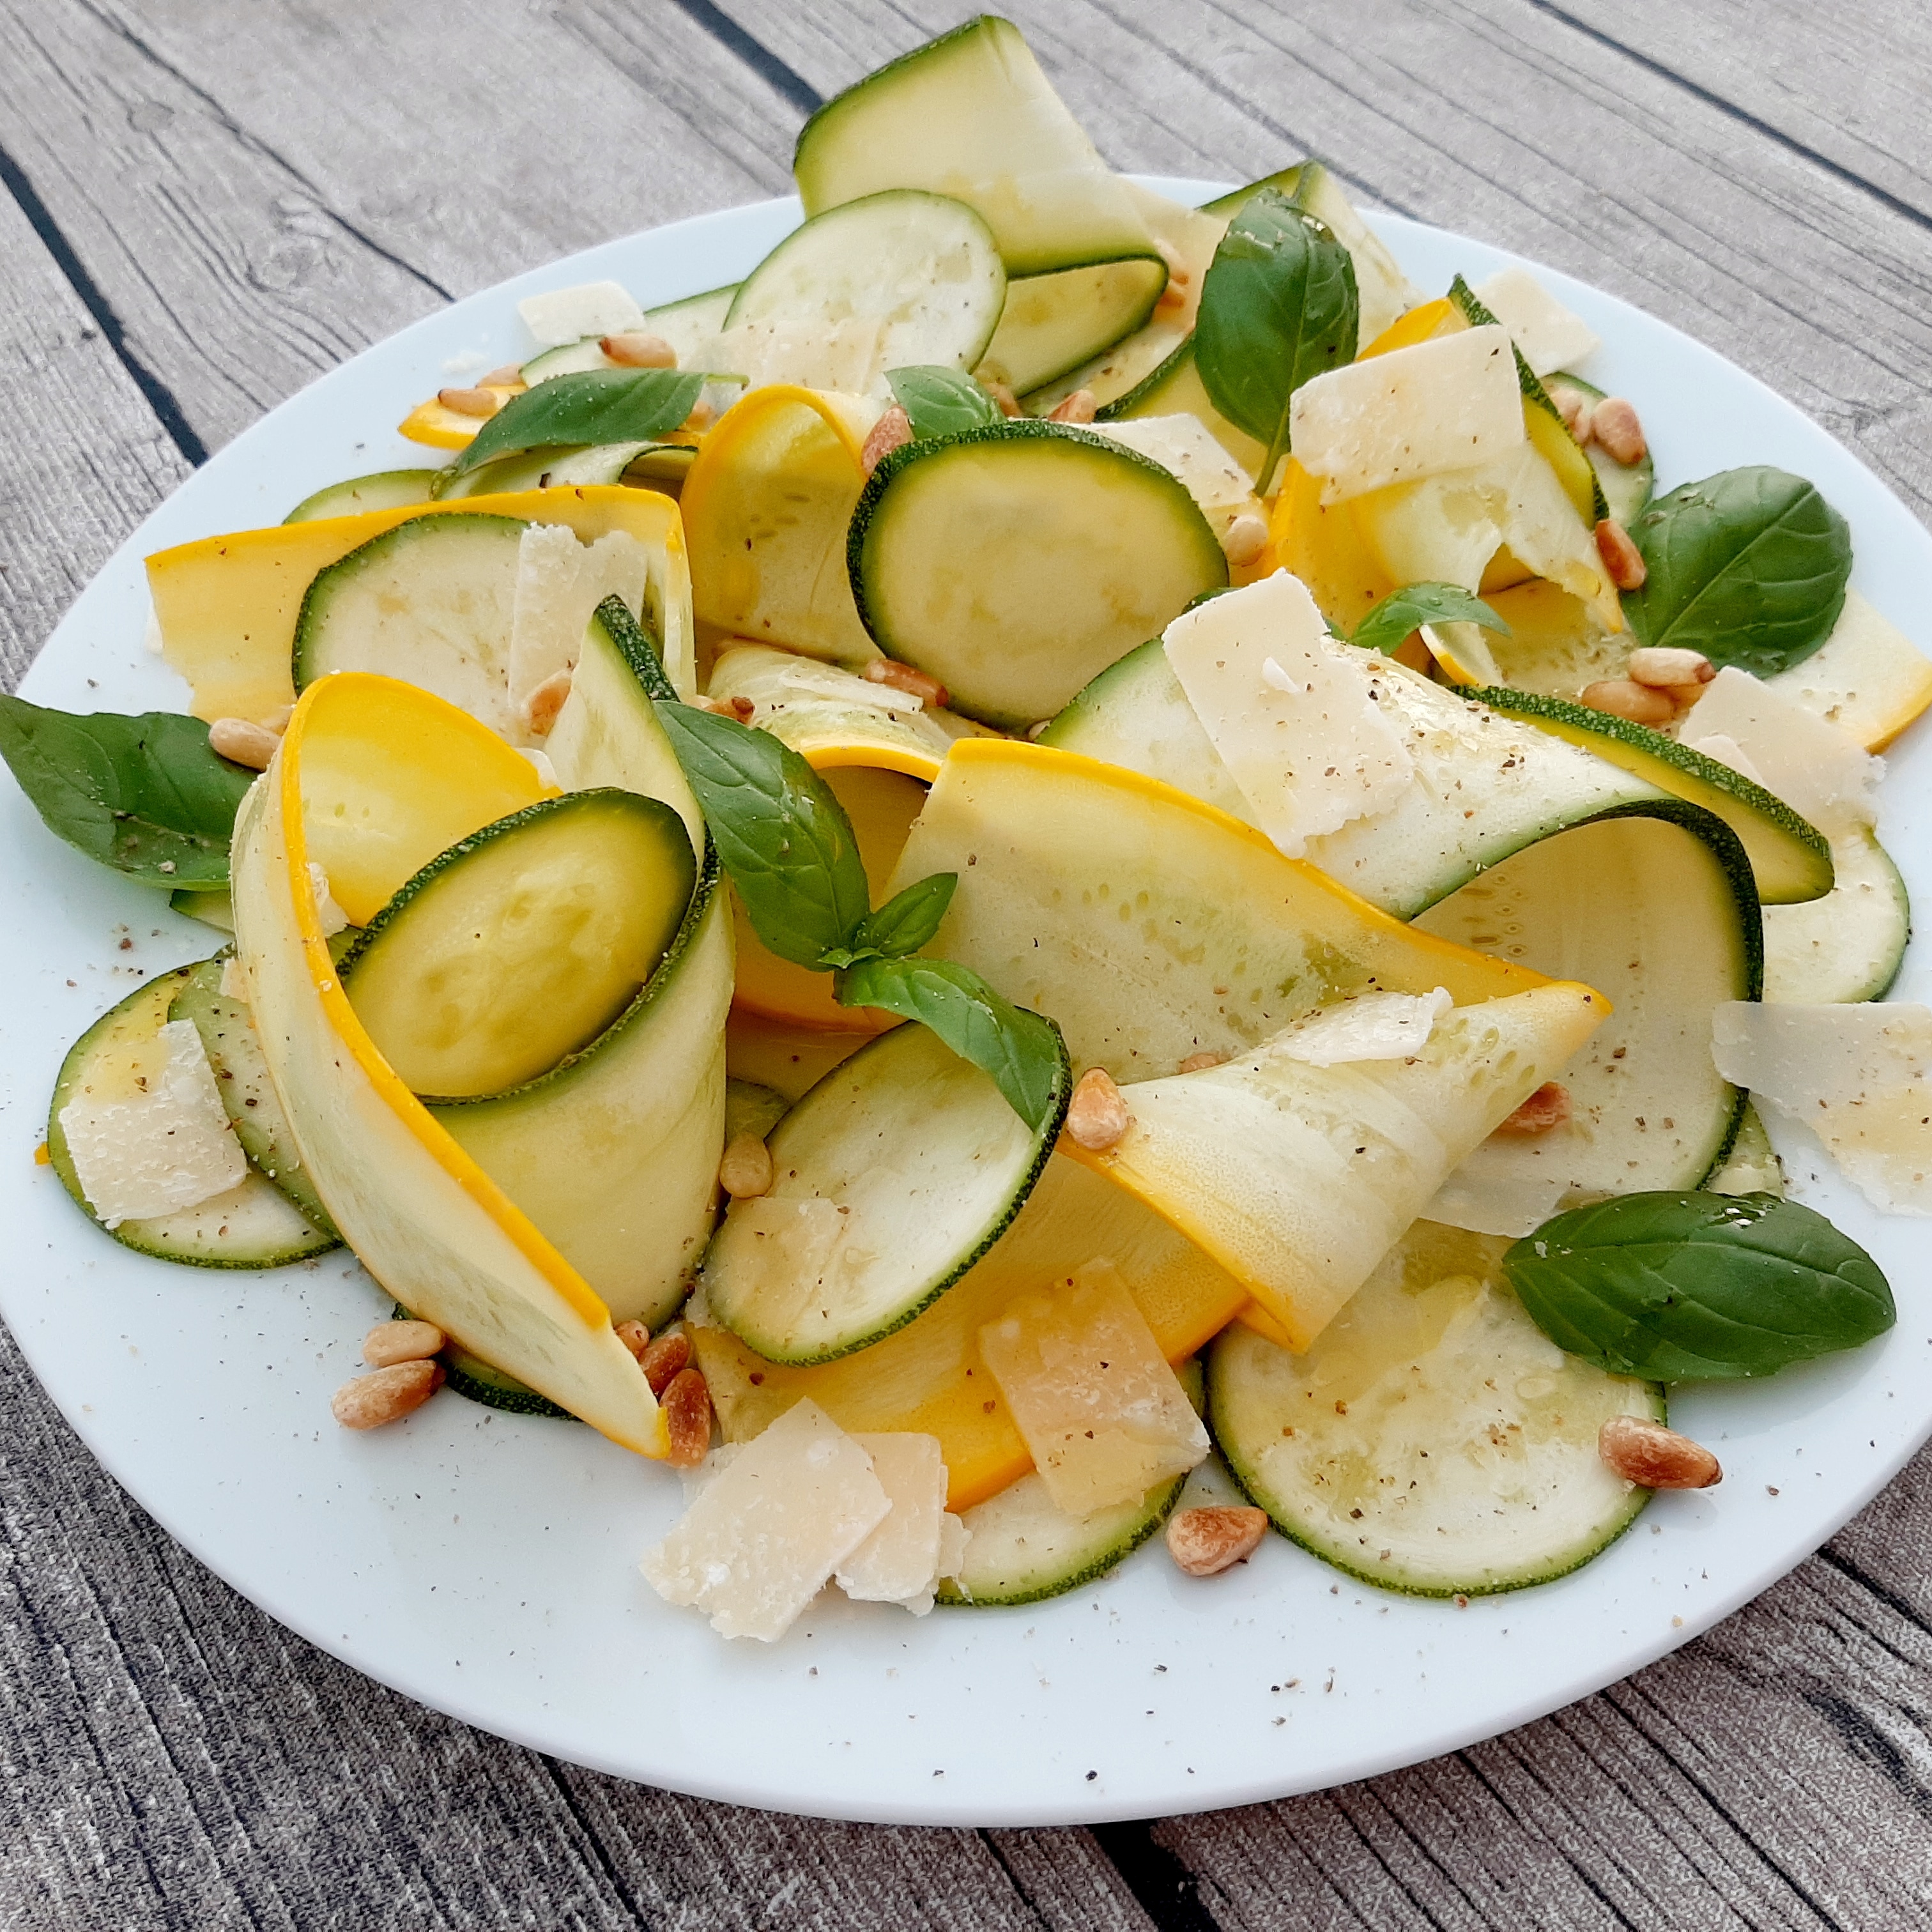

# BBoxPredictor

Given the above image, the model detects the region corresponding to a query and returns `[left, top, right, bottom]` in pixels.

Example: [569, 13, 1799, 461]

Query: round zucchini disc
[341, 787, 696, 1100]
[848, 421, 1227, 730]
[1209, 1220, 1662, 1597]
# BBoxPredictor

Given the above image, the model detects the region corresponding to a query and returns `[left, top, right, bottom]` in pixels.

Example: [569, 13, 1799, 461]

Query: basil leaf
[448, 369, 703, 479]
[886, 367, 1000, 441]
[1195, 189, 1358, 494]
[1503, 1191, 1893, 1381]
[836, 956, 1070, 1135]
[1349, 583, 1509, 656]
[820, 871, 958, 968]
[656, 703, 870, 966]
[1625, 467, 1852, 677]
[0, 696, 255, 887]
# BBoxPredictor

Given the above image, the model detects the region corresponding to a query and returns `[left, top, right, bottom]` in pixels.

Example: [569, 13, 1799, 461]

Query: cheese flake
[836, 1432, 956, 1613]
[1282, 988, 1454, 1067]
[693, 318, 885, 396]
[59, 1018, 247, 1228]
[640, 1399, 889, 1641]
[1469, 266, 1600, 377]
[979, 1264, 1208, 1519]
[1683, 666, 1880, 832]
[1163, 571, 1414, 857]
[507, 525, 650, 728]
[1289, 323, 1525, 505]
[306, 862, 349, 937]
[518, 280, 644, 348]
[1711, 1000, 1932, 1214]
[1088, 414, 1265, 540]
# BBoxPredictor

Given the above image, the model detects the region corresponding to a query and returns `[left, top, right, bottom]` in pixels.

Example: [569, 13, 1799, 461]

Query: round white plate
[5, 182, 1929, 1828]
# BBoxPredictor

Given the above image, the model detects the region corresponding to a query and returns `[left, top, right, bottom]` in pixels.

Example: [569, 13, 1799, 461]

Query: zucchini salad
[16, 16, 1929, 1643]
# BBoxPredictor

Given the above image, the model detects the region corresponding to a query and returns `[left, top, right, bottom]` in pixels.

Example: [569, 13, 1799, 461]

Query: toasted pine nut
[1494, 1081, 1570, 1137]
[862, 404, 914, 475]
[1048, 388, 1097, 424]
[1177, 1051, 1226, 1074]
[1166, 1505, 1268, 1576]
[601, 331, 677, 368]
[1064, 1068, 1131, 1151]
[1545, 383, 1590, 439]
[662, 1367, 712, 1468]
[863, 658, 949, 707]
[1627, 647, 1713, 690]
[260, 705, 294, 736]
[719, 1132, 774, 1199]
[703, 694, 755, 722]
[208, 717, 282, 770]
[639, 1330, 693, 1397]
[1598, 1414, 1721, 1489]
[480, 362, 525, 387]
[979, 378, 1022, 419]
[615, 1319, 651, 1361]
[332, 1359, 443, 1429]
[1580, 678, 1674, 726]
[683, 399, 715, 431]
[438, 386, 502, 418]
[1594, 519, 1648, 592]
[1591, 396, 1647, 467]
[1222, 514, 1269, 566]
[521, 668, 573, 738]
[362, 1318, 446, 1368]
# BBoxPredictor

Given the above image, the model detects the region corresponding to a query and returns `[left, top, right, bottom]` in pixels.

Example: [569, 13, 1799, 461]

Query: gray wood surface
[3, 3, 1931, 1924]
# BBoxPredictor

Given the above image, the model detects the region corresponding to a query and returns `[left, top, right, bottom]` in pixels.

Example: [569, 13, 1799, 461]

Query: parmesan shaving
[837, 1432, 955, 1613]
[507, 525, 650, 729]
[1087, 414, 1266, 542]
[1683, 666, 1880, 832]
[518, 280, 645, 348]
[1469, 266, 1600, 377]
[306, 862, 349, 938]
[1282, 988, 1455, 1067]
[692, 318, 885, 397]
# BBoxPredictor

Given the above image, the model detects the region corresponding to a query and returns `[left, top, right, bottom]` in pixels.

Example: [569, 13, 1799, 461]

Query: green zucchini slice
[1549, 371, 1654, 526]
[341, 788, 696, 1100]
[725, 1076, 789, 1145]
[1209, 1221, 1662, 1597]
[700, 1020, 1071, 1365]
[1762, 824, 1910, 1004]
[47, 967, 337, 1268]
[979, 256, 1168, 397]
[848, 422, 1227, 728]
[285, 468, 439, 524]
[433, 440, 663, 501]
[1098, 335, 1266, 480]
[170, 887, 235, 933]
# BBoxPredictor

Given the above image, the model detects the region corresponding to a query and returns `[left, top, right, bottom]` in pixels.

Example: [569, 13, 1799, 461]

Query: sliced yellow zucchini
[1763, 588, 1932, 751]
[397, 383, 526, 450]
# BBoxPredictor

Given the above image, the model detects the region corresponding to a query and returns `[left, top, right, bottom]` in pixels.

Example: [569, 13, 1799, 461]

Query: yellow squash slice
[397, 383, 527, 450]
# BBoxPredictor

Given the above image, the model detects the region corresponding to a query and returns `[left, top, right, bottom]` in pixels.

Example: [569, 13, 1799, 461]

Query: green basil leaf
[0, 696, 256, 887]
[835, 956, 1070, 1135]
[886, 366, 1000, 441]
[447, 369, 703, 480]
[1349, 583, 1510, 656]
[1503, 1191, 1893, 1380]
[820, 871, 958, 969]
[657, 703, 871, 966]
[1195, 189, 1358, 495]
[1625, 466, 1852, 677]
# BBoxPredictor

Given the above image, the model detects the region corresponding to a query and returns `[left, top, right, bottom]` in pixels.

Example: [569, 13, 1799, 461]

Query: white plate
[5, 182, 1930, 1828]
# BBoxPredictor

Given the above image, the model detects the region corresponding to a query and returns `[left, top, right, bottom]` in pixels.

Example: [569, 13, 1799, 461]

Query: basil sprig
[657, 703, 1066, 1132]
[1195, 189, 1358, 495]
[447, 369, 703, 480]
[1504, 1191, 1893, 1380]
[1625, 467, 1852, 677]
[886, 366, 1000, 441]
[0, 695, 257, 887]
[1349, 583, 1509, 657]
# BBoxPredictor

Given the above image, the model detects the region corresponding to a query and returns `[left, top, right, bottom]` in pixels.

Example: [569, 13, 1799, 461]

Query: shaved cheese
[1765, 590, 1932, 750]
[507, 525, 650, 726]
[218, 954, 251, 1002]
[1470, 266, 1600, 378]
[1711, 1001, 1932, 1213]
[1289, 325, 1524, 505]
[518, 280, 644, 348]
[59, 1018, 247, 1227]
[640, 1399, 889, 1641]
[694, 318, 885, 397]
[1679, 732, 1765, 790]
[517, 747, 560, 788]
[305, 862, 349, 937]
[1424, 1140, 1572, 1238]
[838, 1432, 954, 1613]
[1162, 572, 1413, 857]
[1281, 988, 1453, 1066]
[1683, 666, 1880, 831]
[979, 1264, 1208, 1518]
[1088, 414, 1265, 542]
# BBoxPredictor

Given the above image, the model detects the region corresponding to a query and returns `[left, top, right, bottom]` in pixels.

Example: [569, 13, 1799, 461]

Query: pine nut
[684, 399, 715, 431]
[1591, 396, 1647, 467]
[521, 668, 573, 738]
[1222, 514, 1269, 566]
[615, 1319, 651, 1361]
[208, 717, 282, 770]
[1545, 383, 1590, 439]
[862, 404, 913, 475]
[639, 1330, 693, 1398]
[438, 386, 502, 418]
[719, 1132, 774, 1199]
[1494, 1080, 1570, 1137]
[979, 378, 1022, 419]
[1595, 519, 1648, 591]
[1580, 678, 1674, 726]
[1048, 388, 1097, 424]
[1177, 1050, 1226, 1074]
[480, 362, 525, 387]
[862, 657, 950, 707]
[1627, 647, 1713, 690]
[703, 694, 756, 722]
[1598, 1414, 1721, 1489]
[260, 705, 294, 735]
[662, 1367, 713, 1468]
[332, 1360, 444, 1429]
[601, 331, 677, 368]
[1064, 1068, 1131, 1151]
[1166, 1505, 1268, 1576]
[362, 1318, 446, 1367]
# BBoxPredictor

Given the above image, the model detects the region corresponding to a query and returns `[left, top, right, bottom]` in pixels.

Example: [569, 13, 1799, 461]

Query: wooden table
[4, 3, 1931, 1923]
